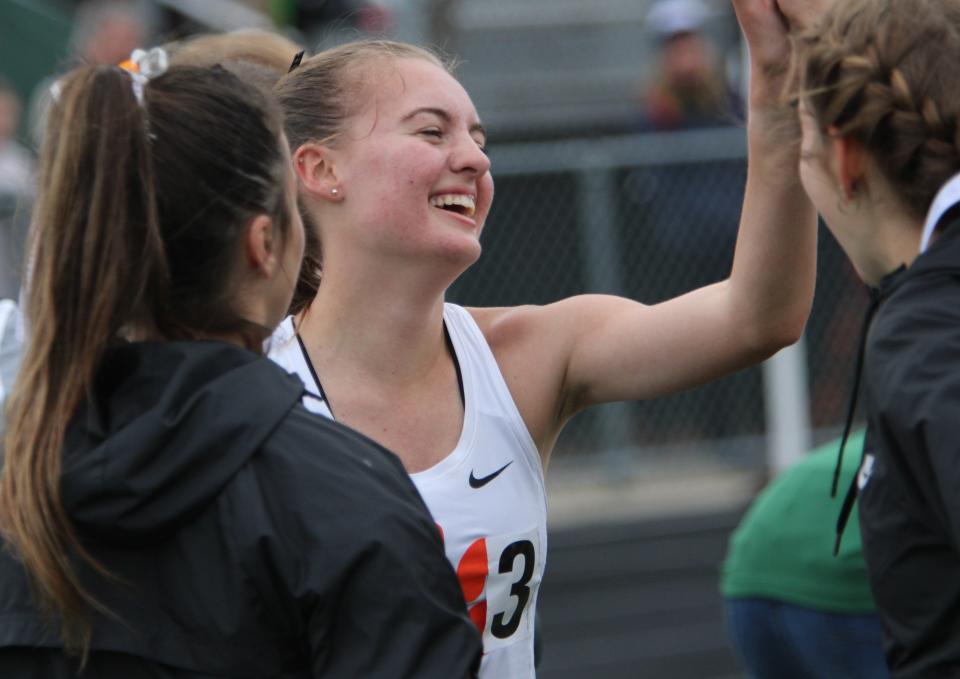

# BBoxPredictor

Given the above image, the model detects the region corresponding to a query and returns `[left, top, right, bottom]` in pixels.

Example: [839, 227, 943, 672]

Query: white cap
[647, 0, 711, 37]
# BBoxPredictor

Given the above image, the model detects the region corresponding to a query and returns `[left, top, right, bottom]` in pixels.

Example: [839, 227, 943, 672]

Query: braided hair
[794, 0, 960, 219]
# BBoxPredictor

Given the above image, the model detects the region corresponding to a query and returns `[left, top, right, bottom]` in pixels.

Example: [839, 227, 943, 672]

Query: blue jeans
[725, 598, 889, 679]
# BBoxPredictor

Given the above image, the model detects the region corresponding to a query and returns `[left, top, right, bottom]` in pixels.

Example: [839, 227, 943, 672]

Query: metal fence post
[762, 337, 812, 475]
[576, 164, 634, 463]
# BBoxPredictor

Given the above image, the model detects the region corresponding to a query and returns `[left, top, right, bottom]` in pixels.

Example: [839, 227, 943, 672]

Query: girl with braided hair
[785, 0, 960, 674]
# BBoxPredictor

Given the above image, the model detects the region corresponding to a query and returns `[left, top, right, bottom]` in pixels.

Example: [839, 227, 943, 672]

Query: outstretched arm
[476, 0, 817, 460]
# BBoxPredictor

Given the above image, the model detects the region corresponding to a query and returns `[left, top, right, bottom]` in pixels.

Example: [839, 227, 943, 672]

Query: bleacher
[539, 509, 747, 679]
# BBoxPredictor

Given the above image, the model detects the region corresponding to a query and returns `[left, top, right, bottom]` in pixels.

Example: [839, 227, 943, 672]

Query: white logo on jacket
[858, 454, 876, 490]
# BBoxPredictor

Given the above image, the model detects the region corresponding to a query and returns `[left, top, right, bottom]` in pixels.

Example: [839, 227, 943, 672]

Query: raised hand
[731, 0, 791, 108]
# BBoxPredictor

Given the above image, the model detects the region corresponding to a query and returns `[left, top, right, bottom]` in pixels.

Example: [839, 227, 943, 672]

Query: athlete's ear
[828, 126, 866, 199]
[242, 214, 279, 277]
[294, 142, 343, 203]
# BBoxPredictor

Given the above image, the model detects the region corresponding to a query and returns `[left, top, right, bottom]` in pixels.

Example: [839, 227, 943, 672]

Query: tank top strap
[442, 303, 542, 479]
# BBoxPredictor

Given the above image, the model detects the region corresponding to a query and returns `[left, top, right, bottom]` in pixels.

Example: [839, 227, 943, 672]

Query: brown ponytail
[1, 62, 290, 657]
[1, 65, 165, 655]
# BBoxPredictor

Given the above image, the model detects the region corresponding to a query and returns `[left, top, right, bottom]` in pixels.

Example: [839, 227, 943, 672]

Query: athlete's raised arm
[472, 0, 817, 461]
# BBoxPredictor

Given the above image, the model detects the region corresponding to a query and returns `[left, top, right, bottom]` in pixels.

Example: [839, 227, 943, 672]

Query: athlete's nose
[451, 132, 490, 177]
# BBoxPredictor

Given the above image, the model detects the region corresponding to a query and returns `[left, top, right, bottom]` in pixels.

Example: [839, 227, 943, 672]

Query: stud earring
[331, 188, 339, 196]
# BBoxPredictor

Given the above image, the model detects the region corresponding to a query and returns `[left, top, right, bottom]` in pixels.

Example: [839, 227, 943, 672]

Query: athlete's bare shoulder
[464, 304, 572, 459]
[465, 296, 632, 354]
[464, 305, 541, 351]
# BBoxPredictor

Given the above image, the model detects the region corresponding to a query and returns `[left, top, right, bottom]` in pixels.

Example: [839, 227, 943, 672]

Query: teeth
[430, 193, 476, 217]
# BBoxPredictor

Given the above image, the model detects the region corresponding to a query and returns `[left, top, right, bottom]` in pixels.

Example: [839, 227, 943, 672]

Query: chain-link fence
[0, 127, 867, 475]
[449, 127, 869, 473]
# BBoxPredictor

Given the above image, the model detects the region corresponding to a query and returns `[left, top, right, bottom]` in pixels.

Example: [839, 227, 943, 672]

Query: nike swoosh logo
[469, 461, 513, 489]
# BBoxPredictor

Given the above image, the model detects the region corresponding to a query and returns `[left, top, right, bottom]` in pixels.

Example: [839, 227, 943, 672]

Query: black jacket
[860, 220, 960, 677]
[0, 341, 481, 678]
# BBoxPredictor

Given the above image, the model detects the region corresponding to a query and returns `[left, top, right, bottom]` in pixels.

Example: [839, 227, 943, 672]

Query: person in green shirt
[721, 431, 887, 678]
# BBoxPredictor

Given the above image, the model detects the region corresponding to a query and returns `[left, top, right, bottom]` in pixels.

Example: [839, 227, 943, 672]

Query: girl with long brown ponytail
[0, 61, 480, 677]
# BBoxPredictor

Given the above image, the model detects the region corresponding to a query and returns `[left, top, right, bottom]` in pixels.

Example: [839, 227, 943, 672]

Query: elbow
[767, 320, 806, 354]
[738, 308, 809, 362]
[743, 313, 807, 361]
[724, 274, 813, 362]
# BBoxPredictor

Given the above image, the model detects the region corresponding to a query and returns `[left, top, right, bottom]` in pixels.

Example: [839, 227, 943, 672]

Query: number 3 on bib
[454, 531, 540, 649]
[491, 540, 535, 638]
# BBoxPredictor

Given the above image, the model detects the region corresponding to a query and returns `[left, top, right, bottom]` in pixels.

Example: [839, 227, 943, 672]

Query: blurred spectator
[629, 0, 744, 288]
[721, 431, 888, 679]
[28, 0, 148, 148]
[0, 80, 33, 196]
[69, 0, 146, 66]
[269, 0, 391, 46]
[638, 0, 742, 131]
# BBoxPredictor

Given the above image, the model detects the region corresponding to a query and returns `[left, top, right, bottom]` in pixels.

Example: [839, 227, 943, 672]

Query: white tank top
[268, 303, 547, 679]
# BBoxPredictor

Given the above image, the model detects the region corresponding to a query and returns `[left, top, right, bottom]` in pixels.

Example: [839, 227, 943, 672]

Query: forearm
[725, 69, 817, 353]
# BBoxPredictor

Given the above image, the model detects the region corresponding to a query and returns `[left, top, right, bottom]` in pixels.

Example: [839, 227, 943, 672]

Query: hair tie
[48, 46, 169, 106]
[127, 71, 149, 106]
[119, 47, 169, 105]
[123, 47, 170, 78]
[288, 50, 305, 73]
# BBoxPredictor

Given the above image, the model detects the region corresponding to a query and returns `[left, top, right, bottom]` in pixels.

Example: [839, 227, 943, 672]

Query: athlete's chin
[432, 236, 482, 269]
[418, 247, 479, 290]
[454, 241, 483, 272]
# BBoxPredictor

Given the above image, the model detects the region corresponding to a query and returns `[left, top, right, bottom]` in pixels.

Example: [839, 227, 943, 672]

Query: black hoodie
[858, 219, 960, 677]
[0, 341, 481, 678]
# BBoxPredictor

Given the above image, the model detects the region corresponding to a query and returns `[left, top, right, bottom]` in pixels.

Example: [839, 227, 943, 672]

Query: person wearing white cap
[639, 0, 741, 131]
[647, 0, 713, 37]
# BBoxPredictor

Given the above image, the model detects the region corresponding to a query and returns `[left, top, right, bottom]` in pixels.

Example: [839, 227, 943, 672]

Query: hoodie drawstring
[833, 287, 882, 556]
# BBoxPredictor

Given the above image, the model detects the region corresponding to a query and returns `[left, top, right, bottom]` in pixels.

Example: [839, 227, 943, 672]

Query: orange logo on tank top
[456, 538, 489, 635]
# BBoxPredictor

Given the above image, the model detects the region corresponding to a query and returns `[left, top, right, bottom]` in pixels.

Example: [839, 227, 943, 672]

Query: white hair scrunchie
[48, 46, 170, 107]
[121, 47, 170, 106]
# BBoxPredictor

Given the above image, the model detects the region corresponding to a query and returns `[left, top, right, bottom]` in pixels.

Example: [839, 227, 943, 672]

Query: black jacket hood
[61, 341, 304, 545]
